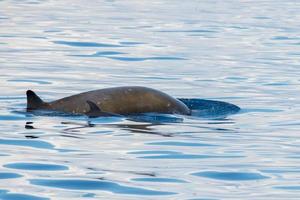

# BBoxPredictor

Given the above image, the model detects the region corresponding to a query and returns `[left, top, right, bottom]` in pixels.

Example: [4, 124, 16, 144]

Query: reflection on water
[1, 0, 300, 199]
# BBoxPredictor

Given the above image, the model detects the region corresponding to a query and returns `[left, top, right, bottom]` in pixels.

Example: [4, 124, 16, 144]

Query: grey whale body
[26, 86, 191, 117]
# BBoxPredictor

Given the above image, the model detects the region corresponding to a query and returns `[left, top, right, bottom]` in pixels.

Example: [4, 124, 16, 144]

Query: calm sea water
[1, 0, 300, 199]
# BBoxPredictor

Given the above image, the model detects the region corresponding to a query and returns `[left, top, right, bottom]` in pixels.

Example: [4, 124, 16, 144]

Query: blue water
[1, 0, 300, 199]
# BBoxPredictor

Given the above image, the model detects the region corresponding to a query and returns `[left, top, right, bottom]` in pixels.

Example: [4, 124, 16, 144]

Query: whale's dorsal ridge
[26, 90, 45, 110]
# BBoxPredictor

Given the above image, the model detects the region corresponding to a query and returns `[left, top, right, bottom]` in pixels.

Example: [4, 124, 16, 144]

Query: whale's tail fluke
[26, 90, 45, 110]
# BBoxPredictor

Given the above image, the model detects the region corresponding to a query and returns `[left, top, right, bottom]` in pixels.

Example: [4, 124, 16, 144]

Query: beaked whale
[26, 86, 191, 117]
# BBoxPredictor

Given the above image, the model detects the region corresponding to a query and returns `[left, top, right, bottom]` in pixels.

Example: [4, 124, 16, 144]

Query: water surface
[0, 0, 300, 199]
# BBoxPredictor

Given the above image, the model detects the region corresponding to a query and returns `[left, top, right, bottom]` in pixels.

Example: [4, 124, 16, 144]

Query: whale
[26, 86, 191, 117]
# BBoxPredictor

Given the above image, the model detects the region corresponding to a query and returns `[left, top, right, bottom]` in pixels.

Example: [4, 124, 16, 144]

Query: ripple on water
[106, 56, 186, 62]
[0, 114, 30, 121]
[192, 171, 269, 181]
[157, 29, 217, 33]
[138, 154, 214, 159]
[0, 172, 22, 179]
[30, 179, 176, 196]
[82, 193, 96, 198]
[131, 150, 243, 160]
[128, 150, 181, 155]
[130, 113, 183, 123]
[119, 41, 145, 46]
[4, 162, 68, 171]
[0, 139, 55, 150]
[260, 169, 300, 174]
[274, 186, 300, 190]
[7, 79, 52, 85]
[271, 36, 298, 40]
[71, 51, 127, 57]
[188, 198, 219, 200]
[146, 141, 216, 147]
[132, 177, 187, 183]
[0, 191, 49, 200]
[53, 41, 122, 47]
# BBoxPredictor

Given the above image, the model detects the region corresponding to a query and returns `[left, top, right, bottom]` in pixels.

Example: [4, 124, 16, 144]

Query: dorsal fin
[26, 90, 44, 110]
[86, 100, 122, 117]
[86, 100, 101, 112]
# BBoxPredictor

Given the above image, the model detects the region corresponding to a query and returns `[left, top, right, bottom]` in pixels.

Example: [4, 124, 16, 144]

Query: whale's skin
[26, 86, 191, 116]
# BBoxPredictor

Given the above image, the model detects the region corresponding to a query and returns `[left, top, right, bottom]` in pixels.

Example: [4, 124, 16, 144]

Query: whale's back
[47, 86, 190, 115]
